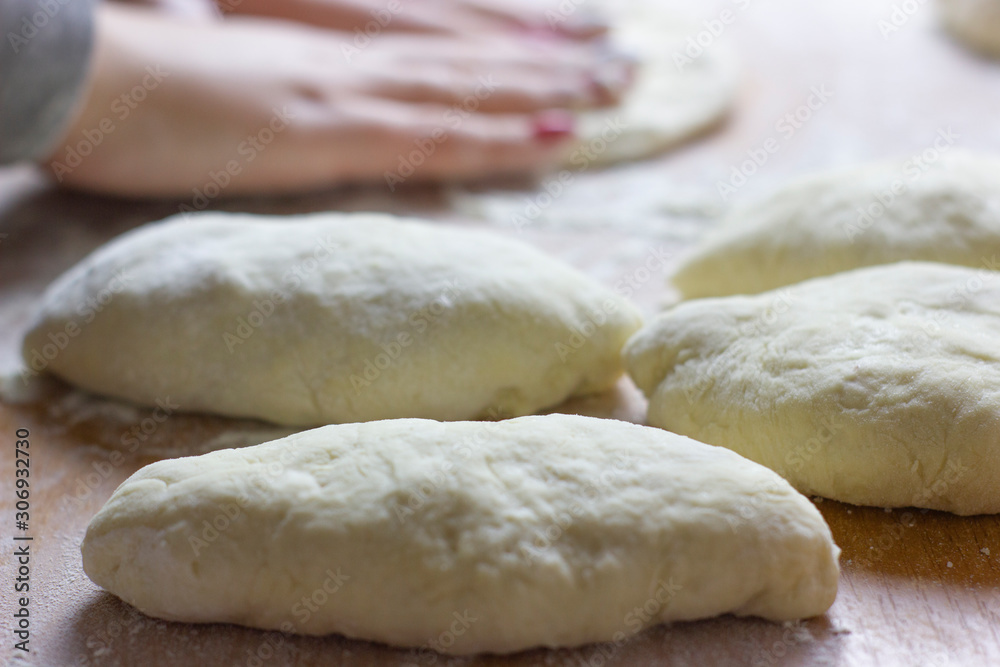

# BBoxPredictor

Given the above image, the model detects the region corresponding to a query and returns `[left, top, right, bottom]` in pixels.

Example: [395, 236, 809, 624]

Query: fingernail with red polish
[533, 110, 576, 141]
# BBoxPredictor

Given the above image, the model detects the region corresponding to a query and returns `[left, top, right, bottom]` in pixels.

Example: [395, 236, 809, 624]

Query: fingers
[130, 0, 221, 21]
[547, 9, 611, 41]
[356, 51, 632, 113]
[371, 103, 577, 184]
[219, 0, 522, 36]
[459, 0, 612, 41]
[350, 33, 634, 112]
[225, 0, 612, 42]
[233, 97, 577, 193]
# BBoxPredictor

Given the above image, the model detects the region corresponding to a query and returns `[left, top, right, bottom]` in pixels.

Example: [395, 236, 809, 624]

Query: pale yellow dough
[22, 212, 642, 426]
[567, 0, 738, 168]
[627, 261, 1000, 515]
[672, 151, 1000, 299]
[82, 414, 840, 654]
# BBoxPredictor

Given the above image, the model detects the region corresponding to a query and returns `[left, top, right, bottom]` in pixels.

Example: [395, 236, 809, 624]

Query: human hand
[47, 3, 631, 198]
[215, 0, 609, 41]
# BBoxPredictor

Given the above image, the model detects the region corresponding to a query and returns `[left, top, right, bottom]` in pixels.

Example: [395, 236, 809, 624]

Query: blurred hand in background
[45, 0, 633, 198]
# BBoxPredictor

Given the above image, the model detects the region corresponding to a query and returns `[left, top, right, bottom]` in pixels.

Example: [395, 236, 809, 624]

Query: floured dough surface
[22, 212, 642, 426]
[671, 151, 1000, 298]
[939, 0, 1000, 57]
[626, 262, 1000, 515]
[82, 414, 840, 654]
[566, 0, 739, 168]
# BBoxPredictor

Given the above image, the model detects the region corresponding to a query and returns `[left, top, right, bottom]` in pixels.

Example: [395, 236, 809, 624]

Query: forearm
[0, 0, 96, 164]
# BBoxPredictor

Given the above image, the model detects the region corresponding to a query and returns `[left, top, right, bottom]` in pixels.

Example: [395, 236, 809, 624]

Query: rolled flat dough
[566, 0, 738, 168]
[939, 0, 1000, 57]
[626, 261, 1000, 515]
[21, 212, 641, 426]
[82, 414, 840, 654]
[671, 151, 1000, 298]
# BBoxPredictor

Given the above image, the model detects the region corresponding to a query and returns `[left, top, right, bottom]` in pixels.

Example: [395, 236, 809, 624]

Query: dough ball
[672, 150, 1000, 298]
[940, 0, 1000, 57]
[22, 212, 642, 426]
[82, 414, 840, 654]
[626, 261, 1000, 515]
[567, 0, 739, 168]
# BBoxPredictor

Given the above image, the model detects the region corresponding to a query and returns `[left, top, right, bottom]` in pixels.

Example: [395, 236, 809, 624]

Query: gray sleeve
[0, 0, 96, 164]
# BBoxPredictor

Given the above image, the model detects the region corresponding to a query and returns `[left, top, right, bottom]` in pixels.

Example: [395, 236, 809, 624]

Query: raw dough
[671, 151, 1000, 298]
[82, 414, 840, 654]
[626, 261, 1000, 515]
[939, 0, 1000, 57]
[567, 0, 739, 168]
[21, 212, 642, 426]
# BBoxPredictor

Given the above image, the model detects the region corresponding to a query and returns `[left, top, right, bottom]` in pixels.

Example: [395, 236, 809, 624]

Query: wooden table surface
[3, 1, 1000, 665]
